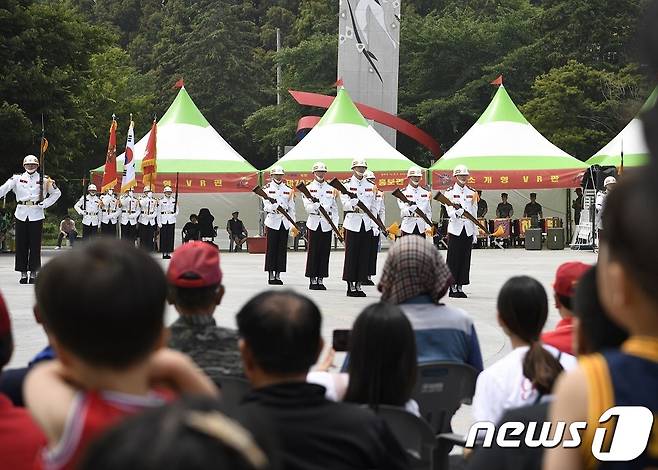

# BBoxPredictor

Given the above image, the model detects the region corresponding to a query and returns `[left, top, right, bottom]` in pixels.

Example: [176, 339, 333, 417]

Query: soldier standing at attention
[119, 188, 140, 243]
[263, 165, 295, 285]
[0, 155, 61, 284]
[302, 162, 338, 290]
[158, 186, 178, 259]
[364, 170, 384, 286]
[74, 184, 101, 241]
[398, 166, 432, 236]
[137, 186, 158, 252]
[444, 165, 477, 298]
[98, 188, 120, 237]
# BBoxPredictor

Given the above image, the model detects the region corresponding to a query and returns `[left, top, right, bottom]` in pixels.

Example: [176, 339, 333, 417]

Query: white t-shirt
[472, 344, 577, 424]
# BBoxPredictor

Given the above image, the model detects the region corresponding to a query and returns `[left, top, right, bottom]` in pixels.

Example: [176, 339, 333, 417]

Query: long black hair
[344, 303, 417, 410]
[497, 276, 563, 396]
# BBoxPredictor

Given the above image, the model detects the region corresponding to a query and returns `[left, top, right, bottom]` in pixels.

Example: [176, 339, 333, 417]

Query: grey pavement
[0, 244, 597, 434]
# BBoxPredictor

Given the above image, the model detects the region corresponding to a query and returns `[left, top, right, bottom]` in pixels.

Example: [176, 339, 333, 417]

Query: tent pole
[566, 188, 571, 245]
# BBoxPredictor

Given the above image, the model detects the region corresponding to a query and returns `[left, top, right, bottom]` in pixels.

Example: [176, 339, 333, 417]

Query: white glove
[407, 204, 417, 215]
[456, 208, 465, 217]
[270, 204, 279, 213]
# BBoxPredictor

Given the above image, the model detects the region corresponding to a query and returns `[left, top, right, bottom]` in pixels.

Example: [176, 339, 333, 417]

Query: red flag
[141, 119, 157, 189]
[174, 78, 184, 89]
[490, 75, 503, 86]
[101, 116, 118, 193]
[333, 78, 344, 88]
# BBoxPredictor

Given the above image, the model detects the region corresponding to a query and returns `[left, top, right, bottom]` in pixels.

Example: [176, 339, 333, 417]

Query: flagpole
[39, 114, 45, 202]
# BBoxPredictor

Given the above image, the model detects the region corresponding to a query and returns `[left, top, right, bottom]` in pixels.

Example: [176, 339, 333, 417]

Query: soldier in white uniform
[595, 175, 616, 242]
[0, 155, 61, 283]
[137, 186, 159, 252]
[99, 188, 120, 237]
[158, 186, 178, 259]
[364, 170, 384, 286]
[74, 184, 101, 240]
[302, 162, 339, 290]
[398, 166, 432, 236]
[443, 165, 478, 298]
[263, 165, 295, 285]
[119, 188, 140, 243]
[340, 159, 376, 297]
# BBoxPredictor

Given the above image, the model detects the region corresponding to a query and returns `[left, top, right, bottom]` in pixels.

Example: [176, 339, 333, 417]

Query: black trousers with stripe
[342, 223, 372, 282]
[264, 224, 288, 272]
[446, 228, 473, 285]
[100, 222, 117, 237]
[121, 223, 137, 242]
[159, 223, 175, 253]
[14, 218, 42, 272]
[138, 223, 156, 252]
[82, 223, 98, 240]
[305, 227, 332, 278]
[368, 232, 380, 276]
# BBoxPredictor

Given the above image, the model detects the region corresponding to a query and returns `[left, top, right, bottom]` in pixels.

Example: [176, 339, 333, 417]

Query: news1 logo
[466, 406, 655, 461]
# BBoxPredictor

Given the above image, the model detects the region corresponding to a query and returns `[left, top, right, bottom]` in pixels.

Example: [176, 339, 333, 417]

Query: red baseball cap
[553, 262, 591, 298]
[167, 242, 222, 288]
[0, 292, 10, 337]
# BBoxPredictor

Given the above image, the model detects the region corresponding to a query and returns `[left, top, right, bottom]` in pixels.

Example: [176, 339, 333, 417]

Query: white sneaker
[55, 246, 61, 250]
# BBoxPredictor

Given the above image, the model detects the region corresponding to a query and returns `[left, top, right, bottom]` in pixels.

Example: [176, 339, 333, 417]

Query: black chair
[412, 362, 478, 433]
[216, 376, 251, 407]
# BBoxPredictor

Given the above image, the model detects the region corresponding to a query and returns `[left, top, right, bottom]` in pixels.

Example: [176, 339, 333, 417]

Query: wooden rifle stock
[433, 191, 490, 234]
[328, 178, 388, 236]
[252, 185, 305, 236]
[296, 182, 343, 243]
[391, 188, 433, 227]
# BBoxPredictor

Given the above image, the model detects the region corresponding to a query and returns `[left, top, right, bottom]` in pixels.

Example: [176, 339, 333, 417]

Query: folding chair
[216, 376, 251, 407]
[412, 362, 478, 433]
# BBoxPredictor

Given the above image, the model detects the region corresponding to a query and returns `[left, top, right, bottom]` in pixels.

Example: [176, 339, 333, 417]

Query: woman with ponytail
[472, 276, 577, 424]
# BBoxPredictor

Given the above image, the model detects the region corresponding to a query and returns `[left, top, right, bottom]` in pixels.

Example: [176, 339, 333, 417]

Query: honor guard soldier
[302, 162, 339, 290]
[137, 186, 159, 252]
[263, 165, 295, 285]
[74, 184, 101, 240]
[364, 170, 384, 286]
[158, 186, 178, 259]
[398, 166, 432, 236]
[340, 159, 376, 297]
[595, 176, 616, 240]
[99, 188, 120, 237]
[444, 165, 477, 298]
[119, 188, 140, 243]
[0, 155, 61, 283]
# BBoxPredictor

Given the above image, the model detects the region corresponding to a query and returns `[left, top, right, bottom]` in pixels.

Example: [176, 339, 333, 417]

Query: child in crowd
[25, 239, 218, 470]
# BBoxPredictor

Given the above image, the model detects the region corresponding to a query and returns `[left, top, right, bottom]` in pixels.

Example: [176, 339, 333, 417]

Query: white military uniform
[302, 180, 339, 232]
[119, 193, 141, 226]
[263, 181, 295, 230]
[0, 172, 61, 221]
[138, 195, 159, 226]
[339, 175, 376, 232]
[444, 183, 478, 240]
[74, 194, 101, 227]
[158, 195, 179, 226]
[398, 183, 432, 234]
[99, 194, 120, 225]
[595, 190, 607, 230]
[370, 187, 385, 237]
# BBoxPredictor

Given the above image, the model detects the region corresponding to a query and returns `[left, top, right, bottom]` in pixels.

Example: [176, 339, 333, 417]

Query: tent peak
[158, 87, 210, 128]
[317, 88, 369, 128]
[639, 85, 658, 115]
[477, 85, 529, 125]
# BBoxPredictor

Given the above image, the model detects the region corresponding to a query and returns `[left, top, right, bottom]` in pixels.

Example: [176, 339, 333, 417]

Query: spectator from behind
[182, 214, 200, 243]
[0, 291, 47, 470]
[167, 241, 243, 381]
[25, 239, 218, 470]
[378, 235, 483, 370]
[472, 276, 576, 425]
[197, 208, 216, 242]
[237, 290, 409, 470]
[55, 215, 77, 249]
[541, 261, 590, 355]
[79, 396, 279, 470]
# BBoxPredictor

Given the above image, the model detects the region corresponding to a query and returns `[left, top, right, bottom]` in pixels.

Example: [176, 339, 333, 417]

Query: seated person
[227, 211, 248, 251]
[167, 241, 243, 381]
[55, 215, 77, 249]
[495, 193, 513, 218]
[237, 290, 409, 470]
[523, 193, 543, 220]
[378, 235, 483, 370]
[24, 239, 218, 470]
[182, 214, 200, 243]
[197, 208, 217, 242]
[476, 191, 488, 218]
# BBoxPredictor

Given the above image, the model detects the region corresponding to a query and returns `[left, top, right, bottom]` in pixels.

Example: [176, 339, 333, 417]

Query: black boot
[317, 278, 327, 290]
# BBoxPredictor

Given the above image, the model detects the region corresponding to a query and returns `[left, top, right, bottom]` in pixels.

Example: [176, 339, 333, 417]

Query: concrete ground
[0, 244, 597, 434]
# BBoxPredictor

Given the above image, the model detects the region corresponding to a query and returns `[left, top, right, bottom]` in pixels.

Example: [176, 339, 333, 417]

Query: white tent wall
[478, 189, 571, 222]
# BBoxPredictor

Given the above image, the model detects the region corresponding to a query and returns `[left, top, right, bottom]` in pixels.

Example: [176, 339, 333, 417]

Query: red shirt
[0, 393, 47, 470]
[37, 389, 167, 470]
[541, 317, 574, 355]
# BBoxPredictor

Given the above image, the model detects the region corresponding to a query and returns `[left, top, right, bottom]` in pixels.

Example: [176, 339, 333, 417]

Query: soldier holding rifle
[397, 166, 432, 237]
[74, 184, 101, 240]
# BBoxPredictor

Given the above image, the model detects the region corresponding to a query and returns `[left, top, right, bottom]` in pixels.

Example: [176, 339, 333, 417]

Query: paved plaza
[0, 245, 597, 433]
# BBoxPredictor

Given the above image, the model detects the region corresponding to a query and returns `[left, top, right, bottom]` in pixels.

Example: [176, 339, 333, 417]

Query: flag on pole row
[121, 117, 137, 192]
[101, 116, 118, 193]
[141, 119, 158, 189]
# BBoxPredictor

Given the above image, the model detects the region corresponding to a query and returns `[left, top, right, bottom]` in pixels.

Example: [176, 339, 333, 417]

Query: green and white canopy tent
[586, 86, 658, 168]
[91, 87, 261, 243]
[269, 87, 421, 190]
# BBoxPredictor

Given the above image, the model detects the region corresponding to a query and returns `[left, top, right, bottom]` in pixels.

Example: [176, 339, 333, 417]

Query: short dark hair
[236, 290, 321, 375]
[501, 193, 508, 197]
[556, 293, 572, 310]
[498, 276, 563, 395]
[573, 267, 628, 354]
[344, 303, 417, 410]
[79, 396, 278, 470]
[530, 192, 537, 197]
[35, 239, 167, 369]
[170, 283, 220, 311]
[190, 214, 198, 221]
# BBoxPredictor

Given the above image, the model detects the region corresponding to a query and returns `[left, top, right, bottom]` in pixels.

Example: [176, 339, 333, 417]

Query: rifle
[391, 188, 433, 228]
[39, 115, 48, 202]
[296, 182, 343, 243]
[174, 172, 180, 208]
[328, 178, 388, 236]
[82, 176, 87, 212]
[433, 191, 491, 234]
[252, 185, 306, 239]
